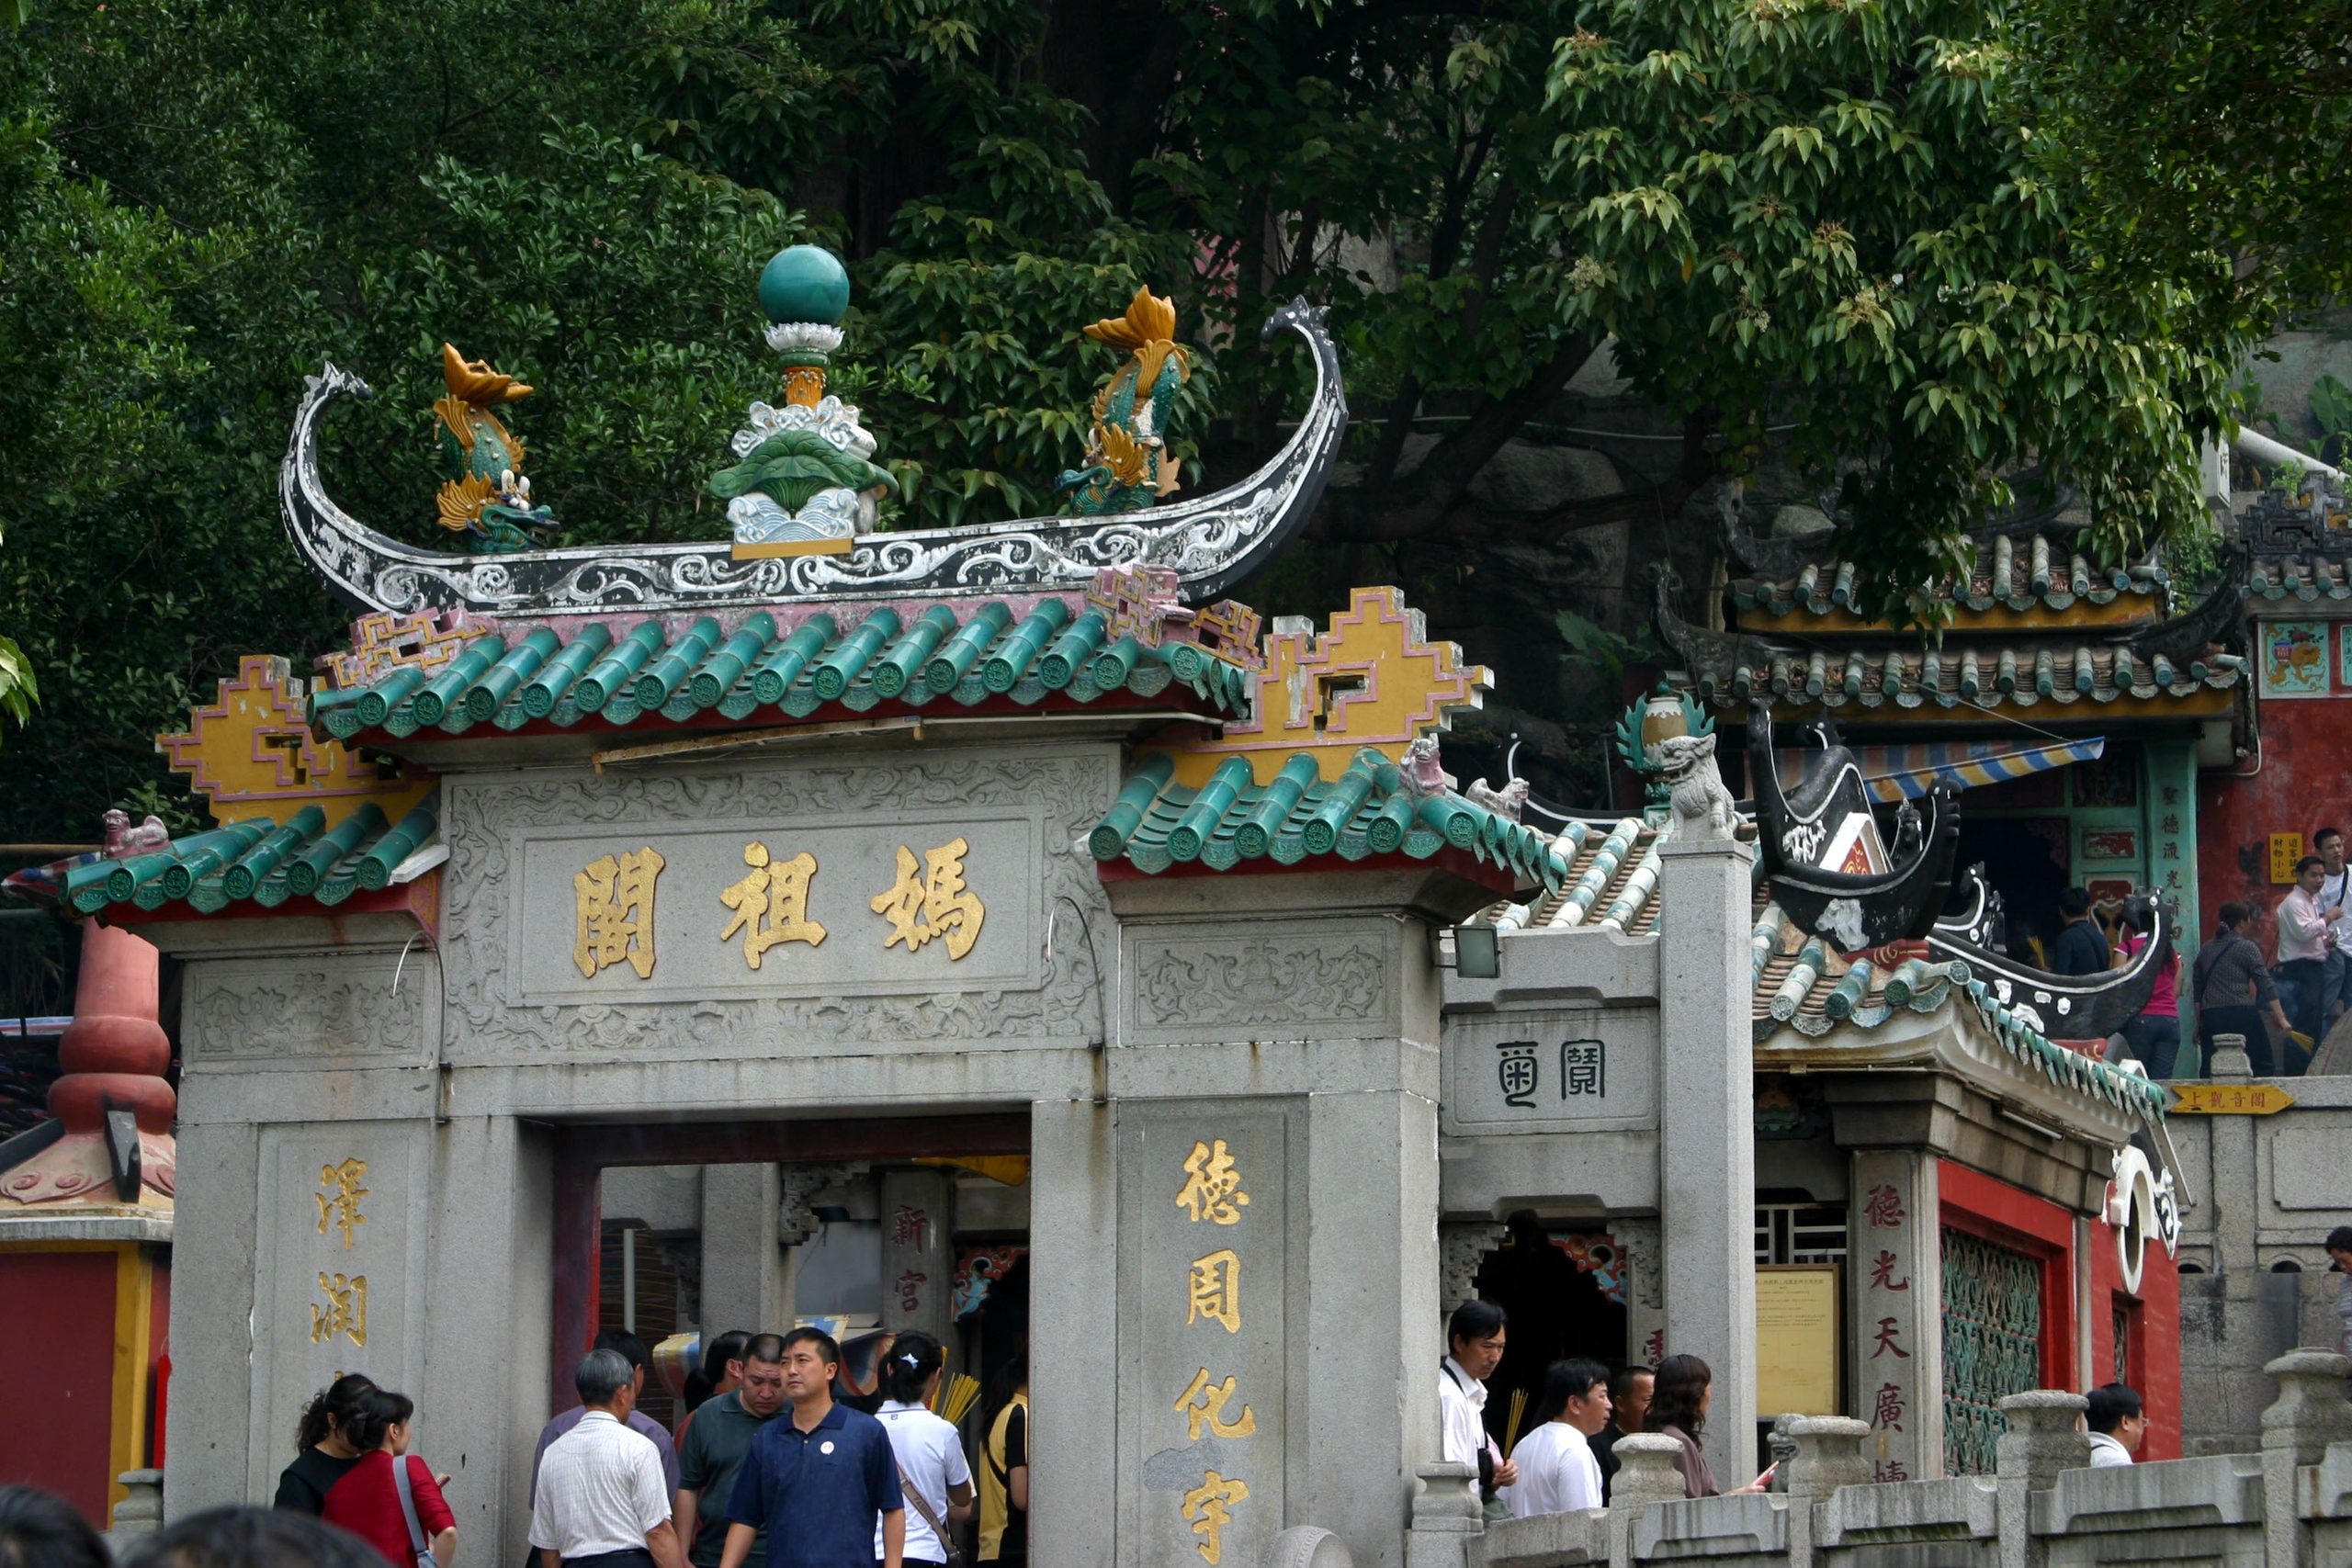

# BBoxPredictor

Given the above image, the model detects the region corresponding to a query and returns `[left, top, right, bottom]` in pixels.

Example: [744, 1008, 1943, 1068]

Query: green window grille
[1940, 1227, 2043, 1476]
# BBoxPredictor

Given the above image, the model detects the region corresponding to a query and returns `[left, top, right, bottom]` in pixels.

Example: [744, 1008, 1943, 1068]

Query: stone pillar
[1656, 832, 1758, 1485]
[1029, 1099, 1118, 1568]
[1403, 1463, 1481, 1568]
[700, 1163, 789, 1335]
[1849, 1149, 1941, 1481]
[879, 1168, 954, 1348]
[1613, 1216, 1667, 1374]
[1993, 1391, 2087, 1568]
[1781, 1416, 1870, 1568]
[163, 1121, 259, 1519]
[2262, 1348, 2352, 1568]
[109, 1469, 164, 1547]
[418, 1113, 555, 1559]
[2207, 1040, 2259, 1274]
[1604, 1434, 1689, 1568]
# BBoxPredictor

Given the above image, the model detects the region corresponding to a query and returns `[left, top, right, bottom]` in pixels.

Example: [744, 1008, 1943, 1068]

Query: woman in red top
[320, 1386, 458, 1568]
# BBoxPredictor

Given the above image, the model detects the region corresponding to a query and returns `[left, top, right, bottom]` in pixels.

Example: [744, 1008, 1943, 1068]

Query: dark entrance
[1469, 1213, 1629, 1452]
[1947, 815, 2072, 964]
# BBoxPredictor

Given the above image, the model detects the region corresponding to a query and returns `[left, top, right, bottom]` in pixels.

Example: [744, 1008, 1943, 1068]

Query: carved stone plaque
[1441, 1007, 1659, 1135]
[181, 955, 438, 1072]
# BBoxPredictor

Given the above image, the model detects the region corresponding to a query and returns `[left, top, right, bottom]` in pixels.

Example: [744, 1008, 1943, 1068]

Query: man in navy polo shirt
[720, 1327, 905, 1568]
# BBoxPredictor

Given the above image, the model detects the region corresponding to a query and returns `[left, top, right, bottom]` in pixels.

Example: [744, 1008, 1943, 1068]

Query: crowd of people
[2019, 832, 2352, 1079]
[1437, 1300, 2165, 1522]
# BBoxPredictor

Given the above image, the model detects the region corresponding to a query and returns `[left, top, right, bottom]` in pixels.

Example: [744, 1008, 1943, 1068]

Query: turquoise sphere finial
[758, 245, 850, 327]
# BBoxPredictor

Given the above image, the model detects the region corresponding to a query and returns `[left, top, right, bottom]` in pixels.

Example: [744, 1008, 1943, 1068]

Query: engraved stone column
[879, 1168, 954, 1348]
[1656, 831, 1758, 1484]
[1848, 1149, 1941, 1481]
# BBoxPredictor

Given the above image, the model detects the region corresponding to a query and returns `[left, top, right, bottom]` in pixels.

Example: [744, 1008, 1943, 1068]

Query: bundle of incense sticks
[1501, 1389, 1529, 1459]
[936, 1372, 983, 1426]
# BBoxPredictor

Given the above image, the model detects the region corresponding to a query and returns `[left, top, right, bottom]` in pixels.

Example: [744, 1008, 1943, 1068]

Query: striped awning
[1776, 738, 2106, 803]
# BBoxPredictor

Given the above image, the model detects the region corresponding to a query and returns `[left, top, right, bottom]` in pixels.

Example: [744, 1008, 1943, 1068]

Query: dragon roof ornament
[279, 300, 1346, 621]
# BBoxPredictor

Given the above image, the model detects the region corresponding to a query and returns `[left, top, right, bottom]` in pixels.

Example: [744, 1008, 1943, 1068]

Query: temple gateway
[1, 253, 2190, 1566]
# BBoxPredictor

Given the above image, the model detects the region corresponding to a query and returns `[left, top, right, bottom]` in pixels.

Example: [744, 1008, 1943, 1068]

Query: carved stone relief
[1611, 1216, 1664, 1310]
[440, 751, 1114, 1059]
[182, 956, 438, 1070]
[1440, 1221, 1507, 1316]
[1124, 924, 1391, 1040]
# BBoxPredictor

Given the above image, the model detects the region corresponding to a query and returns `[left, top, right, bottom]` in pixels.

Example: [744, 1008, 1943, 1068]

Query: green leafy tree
[1537, 0, 2252, 623]
[2007, 0, 2352, 345]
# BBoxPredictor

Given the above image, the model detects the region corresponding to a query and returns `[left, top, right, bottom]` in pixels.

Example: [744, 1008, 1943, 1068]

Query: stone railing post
[108, 1469, 164, 1545]
[2263, 1349, 2352, 1568]
[1265, 1524, 1355, 1568]
[1606, 1433, 1688, 1568]
[1407, 1462, 1484, 1568]
[1994, 1391, 2087, 1568]
[1782, 1416, 1871, 1568]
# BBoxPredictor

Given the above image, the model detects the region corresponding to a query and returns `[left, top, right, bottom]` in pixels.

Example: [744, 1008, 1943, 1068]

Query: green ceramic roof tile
[2249, 555, 2352, 601]
[316, 601, 1256, 743]
[1689, 639, 2242, 712]
[62, 790, 441, 919]
[1090, 748, 1568, 889]
[1733, 532, 2166, 619]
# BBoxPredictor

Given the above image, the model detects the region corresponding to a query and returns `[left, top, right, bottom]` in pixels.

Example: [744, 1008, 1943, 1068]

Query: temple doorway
[1470, 1213, 1629, 1451]
[572, 1114, 1031, 1451]
[1948, 814, 2072, 964]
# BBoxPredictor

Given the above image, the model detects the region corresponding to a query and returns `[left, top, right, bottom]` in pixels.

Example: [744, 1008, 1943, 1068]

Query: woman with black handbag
[2195, 901, 2293, 1077]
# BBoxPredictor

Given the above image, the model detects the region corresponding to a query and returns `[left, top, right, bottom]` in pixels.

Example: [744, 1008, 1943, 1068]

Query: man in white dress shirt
[1503, 1359, 1612, 1517]
[2084, 1383, 2145, 1469]
[1440, 1300, 1517, 1514]
[532, 1348, 686, 1568]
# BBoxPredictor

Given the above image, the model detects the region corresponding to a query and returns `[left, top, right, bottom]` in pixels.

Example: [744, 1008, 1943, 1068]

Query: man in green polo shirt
[677, 1332, 787, 1568]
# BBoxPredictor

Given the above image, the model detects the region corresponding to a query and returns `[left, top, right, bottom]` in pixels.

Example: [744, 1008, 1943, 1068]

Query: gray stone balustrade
[1396, 1361, 2352, 1568]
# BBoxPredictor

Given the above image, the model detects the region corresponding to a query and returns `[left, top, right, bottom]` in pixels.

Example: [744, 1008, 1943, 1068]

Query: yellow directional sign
[2170, 1083, 2298, 1115]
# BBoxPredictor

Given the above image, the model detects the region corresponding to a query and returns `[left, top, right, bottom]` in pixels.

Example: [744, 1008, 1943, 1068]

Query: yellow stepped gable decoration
[1154, 585, 1491, 787]
[316, 609, 472, 693]
[156, 654, 435, 829]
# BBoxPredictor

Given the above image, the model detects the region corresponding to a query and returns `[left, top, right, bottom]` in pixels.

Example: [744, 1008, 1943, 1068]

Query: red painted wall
[0, 1252, 120, 1526]
[2090, 1217, 2183, 1462]
[2199, 690, 2352, 959]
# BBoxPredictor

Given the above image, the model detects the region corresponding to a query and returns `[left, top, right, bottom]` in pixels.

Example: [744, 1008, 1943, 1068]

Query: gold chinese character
[574, 847, 664, 979]
[1187, 1248, 1241, 1334]
[1173, 1369, 1258, 1441]
[870, 838, 985, 960]
[718, 843, 826, 967]
[1174, 1139, 1250, 1225]
[311, 1272, 368, 1347]
[314, 1158, 369, 1250]
[1182, 1472, 1250, 1564]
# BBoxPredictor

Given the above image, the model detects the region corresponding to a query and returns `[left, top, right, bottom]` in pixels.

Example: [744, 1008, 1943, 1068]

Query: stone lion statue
[1656, 731, 1738, 841]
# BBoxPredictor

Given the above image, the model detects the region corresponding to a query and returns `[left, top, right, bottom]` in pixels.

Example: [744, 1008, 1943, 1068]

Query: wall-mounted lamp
[1451, 925, 1500, 980]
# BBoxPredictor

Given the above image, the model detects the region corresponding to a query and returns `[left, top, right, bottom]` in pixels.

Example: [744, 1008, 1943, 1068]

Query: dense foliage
[2007, 0, 2352, 344]
[0, 0, 2284, 854]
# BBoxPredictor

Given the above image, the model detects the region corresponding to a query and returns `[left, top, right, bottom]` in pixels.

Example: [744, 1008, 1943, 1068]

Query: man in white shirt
[1440, 1301, 1517, 1513]
[532, 1348, 685, 1568]
[2279, 855, 2337, 1046]
[2316, 829, 2352, 1030]
[1503, 1358, 1611, 1517]
[2083, 1383, 2145, 1469]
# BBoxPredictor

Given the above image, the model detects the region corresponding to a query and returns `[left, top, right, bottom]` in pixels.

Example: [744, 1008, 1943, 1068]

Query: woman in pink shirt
[2119, 903, 2183, 1077]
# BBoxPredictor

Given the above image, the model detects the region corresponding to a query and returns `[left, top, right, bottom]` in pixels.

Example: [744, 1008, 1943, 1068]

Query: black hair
[2328, 1225, 2352, 1256]
[2217, 900, 2253, 936]
[702, 1330, 752, 1383]
[2085, 1382, 2143, 1434]
[1526, 1358, 1611, 1430]
[1446, 1299, 1508, 1352]
[294, 1373, 377, 1453]
[342, 1387, 414, 1453]
[2299, 855, 2328, 877]
[880, 1331, 944, 1406]
[2060, 886, 2091, 918]
[119, 1505, 387, 1568]
[1608, 1365, 1654, 1409]
[2320, 827, 2345, 849]
[593, 1328, 650, 1371]
[742, 1333, 787, 1367]
[1648, 1354, 1713, 1439]
[575, 1348, 634, 1407]
[0, 1485, 109, 1568]
[780, 1325, 841, 1370]
[982, 1343, 1030, 1430]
